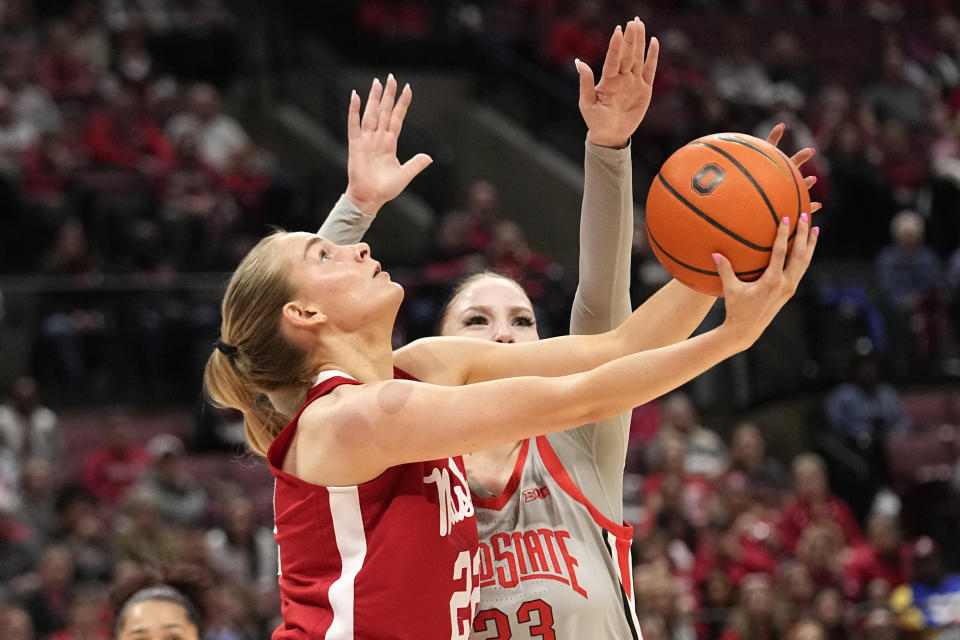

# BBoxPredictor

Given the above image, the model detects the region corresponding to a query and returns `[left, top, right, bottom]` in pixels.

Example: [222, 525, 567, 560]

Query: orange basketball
[645, 132, 811, 297]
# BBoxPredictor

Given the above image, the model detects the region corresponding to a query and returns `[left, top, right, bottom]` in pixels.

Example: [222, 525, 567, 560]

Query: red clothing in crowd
[842, 541, 913, 599]
[778, 495, 863, 552]
[81, 445, 151, 503]
[84, 112, 174, 171]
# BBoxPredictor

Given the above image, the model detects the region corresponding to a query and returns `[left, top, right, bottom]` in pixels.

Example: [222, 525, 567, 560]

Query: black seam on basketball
[656, 173, 772, 252]
[647, 227, 767, 278]
[715, 134, 791, 179]
[691, 142, 781, 228]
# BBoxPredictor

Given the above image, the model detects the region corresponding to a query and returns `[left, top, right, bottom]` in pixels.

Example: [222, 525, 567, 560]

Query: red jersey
[268, 369, 480, 639]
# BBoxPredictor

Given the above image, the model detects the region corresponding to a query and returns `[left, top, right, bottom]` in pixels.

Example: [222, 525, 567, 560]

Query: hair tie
[214, 339, 238, 357]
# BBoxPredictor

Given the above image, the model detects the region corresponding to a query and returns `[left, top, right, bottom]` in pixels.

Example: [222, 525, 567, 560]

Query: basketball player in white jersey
[318, 18, 820, 639]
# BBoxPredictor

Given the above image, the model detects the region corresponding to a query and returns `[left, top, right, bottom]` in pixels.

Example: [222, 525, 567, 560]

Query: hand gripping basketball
[714, 211, 819, 350]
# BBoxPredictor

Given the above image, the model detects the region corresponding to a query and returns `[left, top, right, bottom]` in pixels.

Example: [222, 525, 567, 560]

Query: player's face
[116, 600, 200, 640]
[441, 276, 539, 343]
[284, 233, 403, 327]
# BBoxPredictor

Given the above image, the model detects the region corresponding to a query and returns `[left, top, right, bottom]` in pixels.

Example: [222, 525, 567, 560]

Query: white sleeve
[549, 136, 635, 524]
[317, 194, 377, 245]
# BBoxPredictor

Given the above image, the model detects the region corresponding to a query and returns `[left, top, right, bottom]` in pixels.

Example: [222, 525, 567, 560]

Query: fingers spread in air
[791, 147, 815, 168]
[388, 83, 412, 135]
[765, 122, 785, 147]
[810, 201, 822, 213]
[601, 25, 623, 80]
[347, 90, 361, 140]
[377, 74, 397, 132]
[361, 78, 382, 132]
[642, 36, 659, 84]
[575, 58, 596, 108]
[620, 20, 638, 75]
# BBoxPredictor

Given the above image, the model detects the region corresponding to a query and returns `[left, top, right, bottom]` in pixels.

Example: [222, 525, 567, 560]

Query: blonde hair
[203, 232, 315, 456]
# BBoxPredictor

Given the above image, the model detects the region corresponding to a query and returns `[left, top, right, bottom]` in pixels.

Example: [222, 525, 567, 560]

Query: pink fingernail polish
[814, 227, 820, 236]
[801, 213, 808, 223]
[782, 217, 790, 225]
[712, 253, 721, 264]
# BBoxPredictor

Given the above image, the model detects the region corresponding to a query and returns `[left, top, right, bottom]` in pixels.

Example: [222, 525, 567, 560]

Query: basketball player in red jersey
[319, 19, 820, 640]
[203, 23, 819, 640]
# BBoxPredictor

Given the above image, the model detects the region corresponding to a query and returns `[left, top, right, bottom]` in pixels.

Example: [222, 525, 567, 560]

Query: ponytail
[203, 232, 315, 457]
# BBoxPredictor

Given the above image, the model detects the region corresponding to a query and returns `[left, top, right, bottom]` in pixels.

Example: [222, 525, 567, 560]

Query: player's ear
[282, 301, 327, 328]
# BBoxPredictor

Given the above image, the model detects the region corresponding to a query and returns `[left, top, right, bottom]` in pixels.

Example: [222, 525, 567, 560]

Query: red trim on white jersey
[470, 439, 530, 511]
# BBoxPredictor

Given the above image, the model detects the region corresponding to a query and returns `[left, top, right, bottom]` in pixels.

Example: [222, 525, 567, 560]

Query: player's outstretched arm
[396, 210, 817, 387]
[299, 215, 819, 486]
[318, 75, 431, 244]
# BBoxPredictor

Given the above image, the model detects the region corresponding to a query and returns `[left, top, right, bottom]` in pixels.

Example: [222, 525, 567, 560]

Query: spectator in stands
[62, 0, 110, 74]
[0, 85, 38, 168]
[824, 351, 910, 511]
[763, 30, 819, 96]
[796, 524, 846, 591]
[786, 620, 826, 640]
[725, 420, 789, 507]
[111, 25, 155, 89]
[710, 27, 773, 108]
[652, 392, 728, 479]
[19, 130, 80, 241]
[204, 495, 277, 601]
[16, 458, 60, 539]
[160, 124, 236, 269]
[0, 45, 61, 135]
[890, 535, 960, 634]
[719, 572, 790, 640]
[14, 544, 76, 637]
[697, 569, 735, 640]
[854, 607, 897, 640]
[543, 0, 606, 73]
[876, 210, 946, 373]
[809, 586, 847, 640]
[49, 588, 108, 640]
[843, 513, 912, 602]
[0, 602, 35, 640]
[0, 377, 61, 464]
[166, 82, 251, 173]
[134, 434, 208, 526]
[83, 84, 174, 174]
[775, 560, 816, 618]
[111, 488, 183, 564]
[36, 21, 99, 103]
[52, 485, 112, 584]
[0, 499, 37, 592]
[80, 411, 151, 505]
[779, 453, 862, 553]
[0, 0, 39, 53]
[863, 42, 930, 131]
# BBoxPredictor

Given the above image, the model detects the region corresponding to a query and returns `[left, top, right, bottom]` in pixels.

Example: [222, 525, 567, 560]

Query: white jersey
[470, 436, 641, 640]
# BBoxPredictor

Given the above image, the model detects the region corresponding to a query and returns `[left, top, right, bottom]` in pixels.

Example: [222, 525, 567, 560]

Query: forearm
[612, 279, 717, 351]
[391, 324, 744, 463]
[570, 137, 634, 335]
[316, 194, 376, 244]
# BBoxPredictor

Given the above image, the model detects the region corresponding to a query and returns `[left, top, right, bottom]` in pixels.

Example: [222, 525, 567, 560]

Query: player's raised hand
[715, 211, 819, 349]
[343, 75, 433, 214]
[765, 122, 822, 213]
[575, 17, 659, 149]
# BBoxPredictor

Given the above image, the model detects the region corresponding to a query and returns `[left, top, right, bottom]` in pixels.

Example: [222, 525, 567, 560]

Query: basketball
[645, 132, 811, 297]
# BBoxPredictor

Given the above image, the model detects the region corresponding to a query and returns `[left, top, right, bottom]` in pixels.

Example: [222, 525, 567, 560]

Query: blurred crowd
[0, 375, 280, 639]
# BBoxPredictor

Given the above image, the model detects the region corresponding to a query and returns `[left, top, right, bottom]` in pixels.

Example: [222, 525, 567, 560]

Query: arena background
[1, 0, 960, 638]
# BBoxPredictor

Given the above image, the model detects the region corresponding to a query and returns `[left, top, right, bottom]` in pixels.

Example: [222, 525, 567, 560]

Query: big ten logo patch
[522, 486, 550, 502]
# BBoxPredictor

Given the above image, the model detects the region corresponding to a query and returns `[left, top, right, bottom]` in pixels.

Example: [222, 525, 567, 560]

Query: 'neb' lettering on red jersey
[424, 458, 475, 536]
[478, 528, 587, 599]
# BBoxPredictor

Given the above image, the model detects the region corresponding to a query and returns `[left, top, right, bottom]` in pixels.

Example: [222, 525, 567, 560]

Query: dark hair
[434, 269, 529, 336]
[110, 564, 211, 635]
